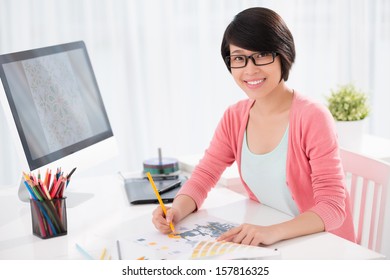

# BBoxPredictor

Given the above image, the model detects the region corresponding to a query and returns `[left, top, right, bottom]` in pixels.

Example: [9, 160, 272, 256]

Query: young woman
[152, 7, 355, 245]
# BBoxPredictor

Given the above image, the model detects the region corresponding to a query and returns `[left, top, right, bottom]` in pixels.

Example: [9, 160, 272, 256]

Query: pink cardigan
[177, 92, 356, 242]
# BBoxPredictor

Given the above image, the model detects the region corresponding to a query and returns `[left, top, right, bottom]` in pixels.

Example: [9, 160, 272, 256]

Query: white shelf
[359, 134, 390, 162]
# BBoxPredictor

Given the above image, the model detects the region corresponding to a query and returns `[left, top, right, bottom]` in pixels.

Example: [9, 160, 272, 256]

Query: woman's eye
[255, 53, 267, 58]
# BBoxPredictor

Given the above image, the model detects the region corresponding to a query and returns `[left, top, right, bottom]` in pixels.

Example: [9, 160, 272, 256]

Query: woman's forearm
[171, 194, 197, 222]
[273, 211, 325, 241]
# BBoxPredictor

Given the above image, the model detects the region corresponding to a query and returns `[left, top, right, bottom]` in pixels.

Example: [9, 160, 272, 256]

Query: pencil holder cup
[30, 198, 68, 239]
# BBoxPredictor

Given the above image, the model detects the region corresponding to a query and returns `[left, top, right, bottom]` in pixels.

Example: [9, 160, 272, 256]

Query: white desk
[0, 174, 385, 260]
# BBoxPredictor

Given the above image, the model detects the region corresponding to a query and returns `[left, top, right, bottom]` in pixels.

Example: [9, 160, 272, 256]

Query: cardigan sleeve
[300, 103, 347, 231]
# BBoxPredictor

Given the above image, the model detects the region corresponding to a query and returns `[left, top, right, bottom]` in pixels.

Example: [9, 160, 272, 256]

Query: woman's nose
[244, 58, 260, 74]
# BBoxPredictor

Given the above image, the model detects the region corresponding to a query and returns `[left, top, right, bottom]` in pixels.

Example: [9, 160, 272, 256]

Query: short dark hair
[221, 7, 295, 81]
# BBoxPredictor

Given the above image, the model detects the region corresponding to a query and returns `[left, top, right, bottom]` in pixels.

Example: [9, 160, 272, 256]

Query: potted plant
[326, 84, 370, 151]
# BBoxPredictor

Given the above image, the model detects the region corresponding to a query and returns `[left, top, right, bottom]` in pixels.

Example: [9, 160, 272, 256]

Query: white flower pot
[335, 119, 366, 152]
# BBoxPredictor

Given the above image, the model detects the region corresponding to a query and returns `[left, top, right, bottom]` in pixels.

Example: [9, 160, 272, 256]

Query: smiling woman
[151, 7, 356, 247]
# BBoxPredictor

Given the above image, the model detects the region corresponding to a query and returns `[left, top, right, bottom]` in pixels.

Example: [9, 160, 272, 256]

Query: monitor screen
[0, 41, 117, 201]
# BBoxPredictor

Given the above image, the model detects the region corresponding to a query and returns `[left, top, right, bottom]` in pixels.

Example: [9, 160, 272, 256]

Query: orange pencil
[146, 172, 175, 233]
[42, 170, 52, 200]
[43, 169, 49, 188]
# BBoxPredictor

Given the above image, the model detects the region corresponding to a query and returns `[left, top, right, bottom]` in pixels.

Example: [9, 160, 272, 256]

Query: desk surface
[0, 174, 385, 260]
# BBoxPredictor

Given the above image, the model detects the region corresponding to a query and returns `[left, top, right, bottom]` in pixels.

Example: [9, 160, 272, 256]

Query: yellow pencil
[100, 247, 107, 260]
[146, 172, 175, 233]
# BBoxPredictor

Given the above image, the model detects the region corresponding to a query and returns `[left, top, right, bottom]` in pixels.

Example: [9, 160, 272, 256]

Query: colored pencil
[75, 243, 94, 260]
[100, 247, 107, 260]
[116, 240, 122, 260]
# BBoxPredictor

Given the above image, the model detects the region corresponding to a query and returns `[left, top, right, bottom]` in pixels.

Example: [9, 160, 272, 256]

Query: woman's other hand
[217, 223, 280, 246]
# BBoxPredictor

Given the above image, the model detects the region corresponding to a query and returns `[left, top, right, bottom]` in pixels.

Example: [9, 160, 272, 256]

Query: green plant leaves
[327, 84, 370, 121]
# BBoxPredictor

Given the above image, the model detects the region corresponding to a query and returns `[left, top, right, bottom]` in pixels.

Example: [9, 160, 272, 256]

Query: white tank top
[241, 126, 299, 217]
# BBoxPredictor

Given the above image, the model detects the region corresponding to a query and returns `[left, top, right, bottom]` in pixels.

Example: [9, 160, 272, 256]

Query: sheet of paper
[75, 215, 280, 260]
[133, 216, 237, 259]
[131, 215, 280, 259]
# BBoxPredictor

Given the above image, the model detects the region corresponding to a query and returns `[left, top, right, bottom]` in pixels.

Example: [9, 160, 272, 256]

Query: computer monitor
[0, 41, 118, 201]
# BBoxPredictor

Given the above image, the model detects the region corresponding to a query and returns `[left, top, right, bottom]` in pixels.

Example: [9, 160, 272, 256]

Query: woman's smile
[245, 78, 265, 89]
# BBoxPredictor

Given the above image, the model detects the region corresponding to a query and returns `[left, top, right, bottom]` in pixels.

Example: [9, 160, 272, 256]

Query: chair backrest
[339, 148, 390, 254]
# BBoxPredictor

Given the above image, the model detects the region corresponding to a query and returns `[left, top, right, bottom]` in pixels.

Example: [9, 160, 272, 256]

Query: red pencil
[50, 176, 63, 198]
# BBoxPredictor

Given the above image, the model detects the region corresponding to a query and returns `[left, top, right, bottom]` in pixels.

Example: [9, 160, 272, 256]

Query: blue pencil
[23, 180, 38, 200]
[75, 243, 94, 260]
[24, 179, 58, 235]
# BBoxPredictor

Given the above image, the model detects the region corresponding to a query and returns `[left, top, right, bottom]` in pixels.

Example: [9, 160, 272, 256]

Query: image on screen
[0, 41, 113, 171]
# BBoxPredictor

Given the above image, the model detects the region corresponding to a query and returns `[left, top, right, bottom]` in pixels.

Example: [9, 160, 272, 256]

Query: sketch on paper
[134, 217, 237, 258]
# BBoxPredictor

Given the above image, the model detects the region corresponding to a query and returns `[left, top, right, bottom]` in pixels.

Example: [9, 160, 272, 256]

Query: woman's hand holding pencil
[151, 205, 179, 234]
[151, 188, 197, 235]
[146, 172, 177, 233]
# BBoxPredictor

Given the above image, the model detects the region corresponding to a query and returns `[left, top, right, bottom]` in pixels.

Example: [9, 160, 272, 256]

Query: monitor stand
[18, 177, 30, 202]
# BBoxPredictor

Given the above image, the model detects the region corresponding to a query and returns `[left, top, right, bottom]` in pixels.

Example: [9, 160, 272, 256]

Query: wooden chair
[339, 148, 390, 254]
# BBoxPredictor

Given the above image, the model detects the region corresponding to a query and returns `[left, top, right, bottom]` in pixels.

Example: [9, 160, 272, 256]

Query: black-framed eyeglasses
[225, 52, 278, 69]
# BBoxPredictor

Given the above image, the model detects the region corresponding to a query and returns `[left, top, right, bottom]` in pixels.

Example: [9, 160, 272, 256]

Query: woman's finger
[216, 225, 242, 241]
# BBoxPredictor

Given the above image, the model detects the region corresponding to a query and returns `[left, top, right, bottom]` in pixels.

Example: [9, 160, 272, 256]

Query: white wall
[1, 0, 390, 187]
